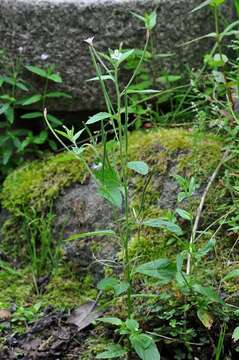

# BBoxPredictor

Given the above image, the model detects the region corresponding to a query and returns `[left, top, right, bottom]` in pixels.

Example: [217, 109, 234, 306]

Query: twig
[186, 149, 230, 275]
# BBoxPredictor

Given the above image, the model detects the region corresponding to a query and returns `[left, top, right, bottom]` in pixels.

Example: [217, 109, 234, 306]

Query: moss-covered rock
[0, 128, 226, 310]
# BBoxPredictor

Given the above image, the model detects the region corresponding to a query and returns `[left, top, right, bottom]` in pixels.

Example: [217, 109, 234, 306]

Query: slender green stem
[115, 67, 132, 318]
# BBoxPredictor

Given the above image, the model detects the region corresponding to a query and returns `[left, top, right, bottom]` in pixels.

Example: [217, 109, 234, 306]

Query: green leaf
[97, 277, 128, 296]
[135, 259, 176, 283]
[204, 53, 228, 68]
[26, 65, 62, 83]
[98, 186, 122, 208]
[95, 165, 122, 208]
[157, 75, 181, 84]
[176, 208, 192, 221]
[196, 238, 216, 259]
[130, 333, 160, 360]
[110, 49, 135, 66]
[15, 81, 29, 92]
[97, 277, 119, 291]
[130, 12, 145, 23]
[190, 0, 211, 13]
[97, 277, 129, 296]
[47, 114, 63, 126]
[223, 269, 239, 282]
[6, 106, 14, 124]
[20, 94, 42, 106]
[146, 10, 157, 31]
[87, 75, 114, 82]
[26, 65, 48, 78]
[45, 91, 71, 98]
[126, 319, 139, 332]
[127, 161, 149, 175]
[232, 327, 239, 342]
[192, 284, 223, 304]
[86, 112, 111, 125]
[142, 219, 183, 236]
[98, 317, 123, 326]
[3, 148, 12, 165]
[234, 0, 239, 17]
[47, 73, 62, 83]
[33, 130, 48, 144]
[114, 281, 129, 296]
[72, 128, 85, 143]
[0, 103, 10, 115]
[21, 112, 43, 119]
[65, 230, 116, 242]
[197, 308, 213, 329]
[176, 254, 183, 272]
[210, 0, 225, 6]
[96, 344, 127, 359]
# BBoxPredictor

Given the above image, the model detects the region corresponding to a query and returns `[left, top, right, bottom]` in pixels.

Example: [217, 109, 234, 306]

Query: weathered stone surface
[0, 0, 228, 110]
[53, 178, 120, 282]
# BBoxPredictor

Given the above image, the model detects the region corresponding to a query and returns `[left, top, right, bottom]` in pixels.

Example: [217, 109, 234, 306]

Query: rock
[53, 178, 120, 282]
[0, 0, 226, 110]
[1, 129, 223, 280]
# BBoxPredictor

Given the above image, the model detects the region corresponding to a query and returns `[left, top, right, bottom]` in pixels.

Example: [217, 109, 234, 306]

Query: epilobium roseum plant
[45, 11, 168, 360]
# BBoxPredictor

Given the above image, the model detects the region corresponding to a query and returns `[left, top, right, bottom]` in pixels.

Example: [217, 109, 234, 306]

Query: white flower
[111, 49, 121, 61]
[84, 36, 94, 47]
[18, 47, 24, 54]
[91, 162, 102, 171]
[40, 53, 49, 61]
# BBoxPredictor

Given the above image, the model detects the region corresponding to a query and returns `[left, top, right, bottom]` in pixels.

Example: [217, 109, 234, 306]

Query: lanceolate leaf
[48, 73, 62, 83]
[20, 94, 42, 106]
[97, 317, 123, 326]
[21, 112, 43, 119]
[223, 269, 239, 282]
[190, 0, 211, 13]
[192, 284, 223, 304]
[130, 333, 160, 360]
[97, 277, 119, 291]
[26, 65, 48, 78]
[26, 65, 62, 83]
[86, 112, 111, 125]
[232, 326, 239, 342]
[127, 161, 149, 175]
[45, 91, 71, 98]
[135, 258, 176, 283]
[197, 308, 213, 329]
[142, 219, 183, 236]
[87, 75, 114, 82]
[176, 208, 192, 221]
[65, 230, 116, 242]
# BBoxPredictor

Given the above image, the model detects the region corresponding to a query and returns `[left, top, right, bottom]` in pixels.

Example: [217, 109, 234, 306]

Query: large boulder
[0, 0, 227, 110]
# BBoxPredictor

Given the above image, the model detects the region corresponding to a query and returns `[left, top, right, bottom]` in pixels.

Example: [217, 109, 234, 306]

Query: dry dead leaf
[67, 301, 102, 331]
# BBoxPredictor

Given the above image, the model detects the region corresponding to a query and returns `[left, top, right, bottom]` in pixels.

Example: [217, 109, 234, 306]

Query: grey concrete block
[0, 0, 227, 110]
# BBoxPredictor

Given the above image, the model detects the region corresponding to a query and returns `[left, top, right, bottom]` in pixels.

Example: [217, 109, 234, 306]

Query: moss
[0, 269, 33, 308]
[1, 151, 90, 216]
[0, 262, 96, 311]
[41, 265, 97, 309]
[1, 128, 222, 218]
